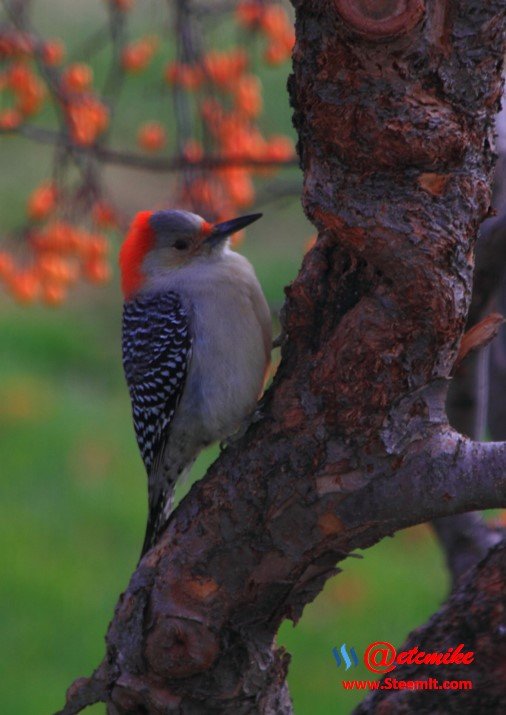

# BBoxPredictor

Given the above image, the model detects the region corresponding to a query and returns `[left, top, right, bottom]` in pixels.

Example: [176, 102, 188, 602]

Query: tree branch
[0, 124, 298, 173]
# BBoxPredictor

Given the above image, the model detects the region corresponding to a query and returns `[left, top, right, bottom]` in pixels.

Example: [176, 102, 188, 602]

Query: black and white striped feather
[122, 291, 192, 555]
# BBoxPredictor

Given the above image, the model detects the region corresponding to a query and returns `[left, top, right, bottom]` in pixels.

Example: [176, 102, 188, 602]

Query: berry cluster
[0, 55, 46, 130]
[236, 1, 295, 65]
[0, 23, 113, 304]
[0, 0, 298, 304]
[0, 204, 114, 305]
[162, 2, 296, 239]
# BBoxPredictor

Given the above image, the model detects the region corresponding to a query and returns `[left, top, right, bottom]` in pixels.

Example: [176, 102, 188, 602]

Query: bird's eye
[173, 239, 189, 251]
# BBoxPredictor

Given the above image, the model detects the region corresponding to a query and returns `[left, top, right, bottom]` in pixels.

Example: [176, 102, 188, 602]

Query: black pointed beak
[205, 213, 263, 245]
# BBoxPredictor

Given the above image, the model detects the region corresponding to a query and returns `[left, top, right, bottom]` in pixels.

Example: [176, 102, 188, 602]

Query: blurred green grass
[0, 2, 449, 713]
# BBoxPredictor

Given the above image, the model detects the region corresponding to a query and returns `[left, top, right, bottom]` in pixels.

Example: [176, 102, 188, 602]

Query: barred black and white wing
[122, 291, 192, 556]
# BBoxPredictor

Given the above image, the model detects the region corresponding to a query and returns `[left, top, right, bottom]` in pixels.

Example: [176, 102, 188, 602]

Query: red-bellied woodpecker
[119, 209, 271, 556]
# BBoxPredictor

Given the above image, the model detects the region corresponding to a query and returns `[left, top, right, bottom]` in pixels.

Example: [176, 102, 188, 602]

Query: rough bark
[352, 540, 506, 715]
[57, 2, 506, 714]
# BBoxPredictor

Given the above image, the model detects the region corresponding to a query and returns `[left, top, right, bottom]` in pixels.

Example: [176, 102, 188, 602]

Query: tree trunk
[58, 2, 506, 714]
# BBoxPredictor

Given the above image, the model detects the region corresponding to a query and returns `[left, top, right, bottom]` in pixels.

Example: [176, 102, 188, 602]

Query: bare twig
[0, 124, 298, 171]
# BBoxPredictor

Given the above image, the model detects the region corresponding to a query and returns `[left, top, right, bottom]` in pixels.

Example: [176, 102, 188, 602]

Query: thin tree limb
[0, 124, 298, 172]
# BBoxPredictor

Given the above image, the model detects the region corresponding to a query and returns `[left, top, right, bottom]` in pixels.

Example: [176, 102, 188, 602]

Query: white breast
[149, 248, 271, 447]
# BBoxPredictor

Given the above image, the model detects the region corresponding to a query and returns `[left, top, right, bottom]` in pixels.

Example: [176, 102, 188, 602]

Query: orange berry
[0, 108, 22, 129]
[203, 50, 247, 88]
[121, 39, 155, 73]
[32, 221, 75, 252]
[137, 121, 166, 152]
[66, 228, 88, 255]
[164, 62, 202, 90]
[235, 75, 263, 117]
[11, 271, 39, 303]
[86, 234, 109, 258]
[50, 258, 79, 284]
[65, 262, 80, 283]
[265, 135, 295, 161]
[214, 115, 266, 165]
[202, 53, 224, 85]
[200, 98, 223, 124]
[261, 6, 291, 38]
[221, 168, 254, 208]
[42, 39, 66, 66]
[51, 222, 73, 250]
[178, 64, 201, 89]
[264, 43, 288, 65]
[236, 1, 263, 27]
[228, 49, 249, 77]
[282, 29, 296, 52]
[8, 63, 32, 90]
[0, 251, 14, 279]
[67, 97, 109, 145]
[92, 201, 117, 228]
[84, 259, 111, 284]
[37, 254, 66, 281]
[17, 81, 45, 116]
[41, 282, 66, 306]
[27, 181, 57, 221]
[7, 64, 46, 116]
[164, 63, 178, 83]
[183, 177, 218, 209]
[182, 139, 203, 163]
[62, 63, 93, 93]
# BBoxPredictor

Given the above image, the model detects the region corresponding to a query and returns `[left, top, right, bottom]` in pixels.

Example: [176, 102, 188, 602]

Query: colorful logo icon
[332, 644, 359, 670]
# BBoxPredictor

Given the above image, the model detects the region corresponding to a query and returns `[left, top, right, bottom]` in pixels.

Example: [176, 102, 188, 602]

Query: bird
[119, 209, 271, 557]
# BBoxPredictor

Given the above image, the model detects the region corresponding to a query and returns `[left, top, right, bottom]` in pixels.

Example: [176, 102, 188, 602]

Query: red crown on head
[119, 211, 155, 299]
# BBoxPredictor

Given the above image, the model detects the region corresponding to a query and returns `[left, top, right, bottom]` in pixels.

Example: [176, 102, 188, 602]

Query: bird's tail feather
[138, 455, 196, 562]
[139, 487, 174, 560]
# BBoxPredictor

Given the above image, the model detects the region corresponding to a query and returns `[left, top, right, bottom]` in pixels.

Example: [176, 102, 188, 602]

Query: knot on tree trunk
[331, 92, 464, 171]
[308, 78, 466, 172]
[334, 0, 425, 40]
[145, 616, 219, 679]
